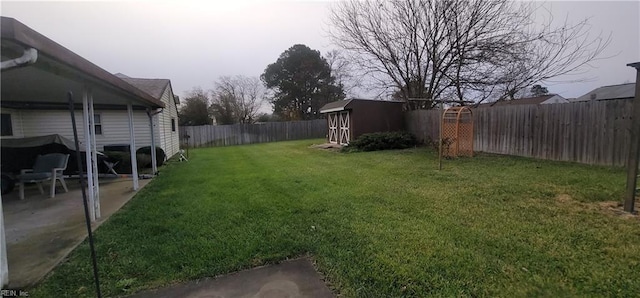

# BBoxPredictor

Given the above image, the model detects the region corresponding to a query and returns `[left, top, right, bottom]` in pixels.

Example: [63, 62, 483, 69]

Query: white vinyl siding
[156, 85, 180, 158]
[19, 109, 153, 151]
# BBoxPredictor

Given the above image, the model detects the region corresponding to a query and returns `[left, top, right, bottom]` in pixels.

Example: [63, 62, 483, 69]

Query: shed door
[339, 111, 350, 145]
[328, 113, 338, 144]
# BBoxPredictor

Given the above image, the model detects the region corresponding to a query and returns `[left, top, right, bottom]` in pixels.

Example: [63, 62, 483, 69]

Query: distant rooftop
[477, 94, 560, 107]
[575, 83, 636, 101]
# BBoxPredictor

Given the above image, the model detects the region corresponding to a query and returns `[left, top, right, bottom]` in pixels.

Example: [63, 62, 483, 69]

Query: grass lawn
[31, 139, 640, 297]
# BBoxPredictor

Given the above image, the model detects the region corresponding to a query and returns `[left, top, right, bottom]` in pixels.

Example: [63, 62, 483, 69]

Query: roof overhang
[320, 107, 347, 113]
[320, 98, 406, 113]
[1, 17, 164, 109]
[320, 99, 353, 114]
[628, 62, 640, 69]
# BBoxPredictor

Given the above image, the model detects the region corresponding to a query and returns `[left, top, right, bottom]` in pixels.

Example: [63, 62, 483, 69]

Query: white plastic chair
[17, 153, 70, 200]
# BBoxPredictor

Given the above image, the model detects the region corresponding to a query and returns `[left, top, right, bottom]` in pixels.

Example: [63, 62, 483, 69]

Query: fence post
[624, 62, 640, 213]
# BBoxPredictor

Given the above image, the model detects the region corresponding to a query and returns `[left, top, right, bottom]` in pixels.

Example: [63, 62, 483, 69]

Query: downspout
[1, 48, 37, 71]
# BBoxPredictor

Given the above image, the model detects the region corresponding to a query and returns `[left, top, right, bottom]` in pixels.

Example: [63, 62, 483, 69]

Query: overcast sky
[1, 1, 639, 107]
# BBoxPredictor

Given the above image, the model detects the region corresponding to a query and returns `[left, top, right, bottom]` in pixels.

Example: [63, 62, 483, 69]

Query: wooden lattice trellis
[441, 106, 473, 158]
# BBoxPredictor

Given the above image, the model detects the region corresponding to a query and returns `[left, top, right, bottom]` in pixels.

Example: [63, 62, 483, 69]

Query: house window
[1, 113, 13, 136]
[171, 118, 176, 132]
[92, 114, 102, 135]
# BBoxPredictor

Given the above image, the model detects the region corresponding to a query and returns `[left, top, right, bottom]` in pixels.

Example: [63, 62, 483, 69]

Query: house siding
[156, 85, 180, 158]
[2, 83, 179, 159]
[15, 109, 154, 151]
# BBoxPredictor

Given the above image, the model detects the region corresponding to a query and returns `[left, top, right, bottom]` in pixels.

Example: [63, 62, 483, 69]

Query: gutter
[320, 107, 347, 113]
[1, 48, 37, 71]
[146, 107, 163, 117]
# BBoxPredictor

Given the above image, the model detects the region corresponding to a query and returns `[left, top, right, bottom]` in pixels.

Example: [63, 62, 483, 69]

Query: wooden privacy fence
[180, 119, 327, 148]
[406, 99, 634, 167]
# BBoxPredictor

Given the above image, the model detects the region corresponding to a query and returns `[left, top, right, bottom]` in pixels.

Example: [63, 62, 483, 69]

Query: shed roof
[319, 99, 353, 113]
[320, 99, 404, 113]
[576, 83, 636, 101]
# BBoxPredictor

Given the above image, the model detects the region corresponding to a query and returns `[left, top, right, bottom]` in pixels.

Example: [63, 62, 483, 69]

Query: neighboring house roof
[319, 98, 404, 113]
[575, 83, 636, 101]
[477, 94, 565, 107]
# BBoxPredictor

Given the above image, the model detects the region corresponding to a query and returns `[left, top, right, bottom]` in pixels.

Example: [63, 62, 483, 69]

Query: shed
[319, 99, 405, 144]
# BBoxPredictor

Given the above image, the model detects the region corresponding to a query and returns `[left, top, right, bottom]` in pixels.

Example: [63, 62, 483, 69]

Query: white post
[148, 109, 158, 175]
[82, 88, 96, 221]
[128, 103, 139, 190]
[1, 195, 8, 287]
[88, 90, 100, 219]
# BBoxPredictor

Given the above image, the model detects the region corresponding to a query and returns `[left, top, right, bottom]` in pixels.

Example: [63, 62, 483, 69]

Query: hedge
[344, 131, 417, 152]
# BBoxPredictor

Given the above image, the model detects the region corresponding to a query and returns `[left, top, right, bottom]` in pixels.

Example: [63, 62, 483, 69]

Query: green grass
[30, 139, 640, 297]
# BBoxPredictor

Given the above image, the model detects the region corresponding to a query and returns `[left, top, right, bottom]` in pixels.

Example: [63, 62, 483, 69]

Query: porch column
[88, 90, 100, 219]
[147, 109, 158, 175]
[1, 195, 8, 287]
[82, 88, 97, 221]
[127, 103, 139, 190]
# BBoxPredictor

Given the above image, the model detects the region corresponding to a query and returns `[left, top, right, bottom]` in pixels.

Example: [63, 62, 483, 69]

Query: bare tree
[325, 49, 365, 99]
[328, 0, 610, 107]
[211, 76, 265, 124]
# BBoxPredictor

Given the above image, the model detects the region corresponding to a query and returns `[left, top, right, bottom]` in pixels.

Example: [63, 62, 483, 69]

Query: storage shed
[320, 99, 405, 144]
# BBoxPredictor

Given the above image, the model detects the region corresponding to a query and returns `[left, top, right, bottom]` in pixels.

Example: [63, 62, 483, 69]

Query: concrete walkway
[130, 258, 334, 298]
[3, 177, 150, 288]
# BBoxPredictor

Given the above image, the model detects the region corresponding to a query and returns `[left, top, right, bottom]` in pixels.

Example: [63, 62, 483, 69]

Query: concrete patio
[2, 177, 151, 288]
[130, 258, 334, 298]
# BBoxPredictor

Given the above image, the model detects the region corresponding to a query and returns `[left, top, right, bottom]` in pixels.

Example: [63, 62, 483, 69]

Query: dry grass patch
[554, 193, 638, 220]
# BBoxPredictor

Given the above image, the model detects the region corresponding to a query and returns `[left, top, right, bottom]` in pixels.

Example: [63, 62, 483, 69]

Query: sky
[1, 0, 639, 110]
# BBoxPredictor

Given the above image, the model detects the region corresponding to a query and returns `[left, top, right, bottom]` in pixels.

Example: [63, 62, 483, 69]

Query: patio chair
[17, 153, 70, 200]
